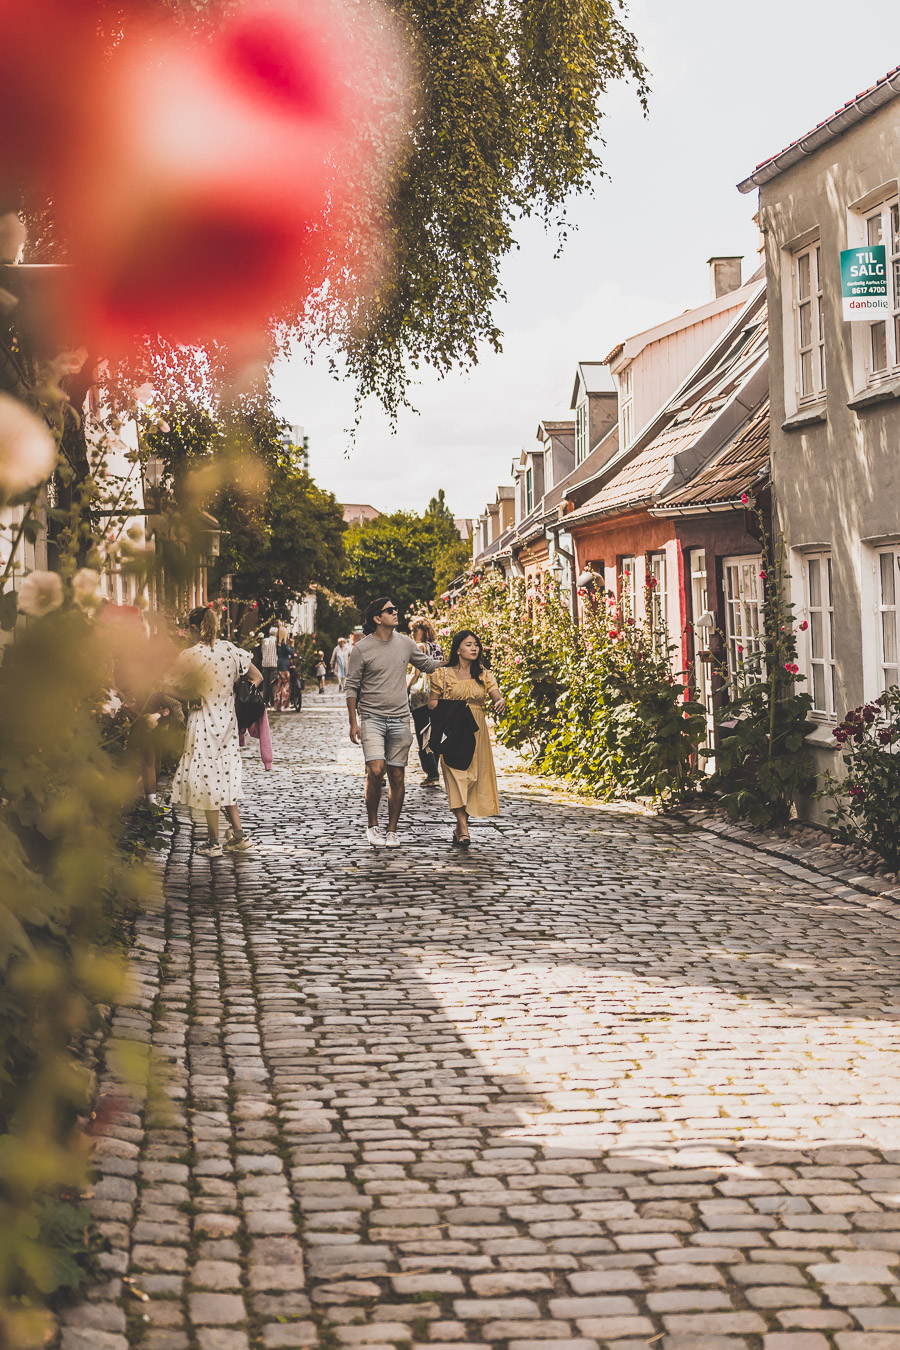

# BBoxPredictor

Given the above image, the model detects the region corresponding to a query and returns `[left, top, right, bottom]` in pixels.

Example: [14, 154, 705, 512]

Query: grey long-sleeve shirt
[345, 633, 440, 719]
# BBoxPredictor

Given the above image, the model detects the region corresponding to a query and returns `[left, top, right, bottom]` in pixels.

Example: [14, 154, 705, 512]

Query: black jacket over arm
[427, 699, 478, 771]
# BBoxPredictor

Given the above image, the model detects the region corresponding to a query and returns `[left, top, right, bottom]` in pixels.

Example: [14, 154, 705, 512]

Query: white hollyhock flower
[0, 394, 57, 496]
[72, 567, 104, 612]
[18, 570, 64, 618]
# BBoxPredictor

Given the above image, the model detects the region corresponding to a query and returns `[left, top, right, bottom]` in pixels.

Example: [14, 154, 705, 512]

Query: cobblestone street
[77, 688, 900, 1350]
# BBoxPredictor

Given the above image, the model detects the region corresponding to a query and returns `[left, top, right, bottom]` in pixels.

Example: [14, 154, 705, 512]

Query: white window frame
[802, 552, 836, 718]
[862, 197, 900, 382]
[618, 364, 634, 448]
[877, 546, 900, 691]
[619, 554, 635, 621]
[525, 465, 534, 514]
[793, 240, 826, 403]
[647, 551, 668, 645]
[723, 555, 765, 682]
[575, 401, 588, 465]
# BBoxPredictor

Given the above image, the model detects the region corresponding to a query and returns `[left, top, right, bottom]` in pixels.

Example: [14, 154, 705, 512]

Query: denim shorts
[359, 713, 414, 767]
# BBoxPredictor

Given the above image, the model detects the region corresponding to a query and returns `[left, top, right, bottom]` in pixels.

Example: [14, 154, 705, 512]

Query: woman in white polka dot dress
[170, 606, 264, 858]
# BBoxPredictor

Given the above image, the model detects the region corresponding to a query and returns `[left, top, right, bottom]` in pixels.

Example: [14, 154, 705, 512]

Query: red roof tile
[657, 402, 769, 510]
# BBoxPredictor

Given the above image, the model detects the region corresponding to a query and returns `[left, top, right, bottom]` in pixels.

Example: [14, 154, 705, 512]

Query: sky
[272, 0, 900, 522]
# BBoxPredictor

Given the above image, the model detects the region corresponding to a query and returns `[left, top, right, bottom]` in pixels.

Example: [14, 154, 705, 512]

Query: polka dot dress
[170, 640, 251, 811]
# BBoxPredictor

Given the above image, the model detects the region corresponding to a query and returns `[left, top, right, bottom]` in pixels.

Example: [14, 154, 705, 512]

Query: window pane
[868, 212, 884, 246]
[810, 610, 823, 660]
[893, 203, 899, 254]
[872, 321, 888, 372]
[812, 663, 826, 711]
[799, 301, 811, 346]
[801, 350, 813, 396]
[826, 556, 833, 606]
[798, 252, 810, 299]
[814, 245, 821, 290]
[881, 551, 896, 607]
[883, 612, 897, 667]
[808, 557, 821, 607]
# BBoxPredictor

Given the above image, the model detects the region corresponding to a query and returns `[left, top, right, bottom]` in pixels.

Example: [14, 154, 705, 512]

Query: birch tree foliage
[304, 0, 648, 420]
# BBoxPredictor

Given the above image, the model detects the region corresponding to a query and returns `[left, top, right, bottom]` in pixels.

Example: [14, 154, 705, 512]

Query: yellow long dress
[431, 666, 500, 818]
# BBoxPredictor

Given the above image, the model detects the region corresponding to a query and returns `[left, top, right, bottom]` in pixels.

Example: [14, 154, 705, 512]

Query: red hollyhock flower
[0, 0, 103, 190]
[58, 0, 402, 349]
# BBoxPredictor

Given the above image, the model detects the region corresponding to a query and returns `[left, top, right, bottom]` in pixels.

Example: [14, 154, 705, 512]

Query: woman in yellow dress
[427, 630, 506, 847]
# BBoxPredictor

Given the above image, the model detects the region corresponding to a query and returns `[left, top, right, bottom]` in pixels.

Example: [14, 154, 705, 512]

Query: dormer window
[575, 400, 588, 464]
[525, 464, 534, 513]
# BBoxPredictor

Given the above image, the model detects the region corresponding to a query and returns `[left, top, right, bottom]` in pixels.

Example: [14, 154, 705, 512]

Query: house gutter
[566, 496, 652, 528]
[649, 498, 747, 518]
[737, 70, 900, 191]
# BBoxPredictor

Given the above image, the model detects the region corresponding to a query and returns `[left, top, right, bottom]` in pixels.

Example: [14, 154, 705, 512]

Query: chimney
[708, 256, 743, 299]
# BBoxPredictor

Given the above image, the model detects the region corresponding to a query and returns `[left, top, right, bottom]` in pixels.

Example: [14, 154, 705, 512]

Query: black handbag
[234, 673, 265, 731]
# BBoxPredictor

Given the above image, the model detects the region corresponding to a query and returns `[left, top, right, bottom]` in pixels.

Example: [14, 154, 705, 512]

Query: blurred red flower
[4, 0, 403, 350]
[0, 0, 102, 190]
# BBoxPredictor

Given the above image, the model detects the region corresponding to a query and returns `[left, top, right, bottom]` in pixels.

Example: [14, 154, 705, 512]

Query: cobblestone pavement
[73, 686, 900, 1350]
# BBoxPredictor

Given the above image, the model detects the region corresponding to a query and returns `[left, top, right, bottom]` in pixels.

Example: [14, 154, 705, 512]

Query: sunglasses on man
[379, 605, 398, 615]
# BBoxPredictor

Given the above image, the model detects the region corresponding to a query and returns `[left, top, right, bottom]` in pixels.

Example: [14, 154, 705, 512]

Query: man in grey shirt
[346, 597, 441, 847]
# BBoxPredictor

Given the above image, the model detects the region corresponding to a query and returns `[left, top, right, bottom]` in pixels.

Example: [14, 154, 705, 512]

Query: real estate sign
[841, 245, 888, 321]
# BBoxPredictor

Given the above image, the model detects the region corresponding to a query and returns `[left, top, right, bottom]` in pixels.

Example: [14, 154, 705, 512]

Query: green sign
[841, 244, 888, 321]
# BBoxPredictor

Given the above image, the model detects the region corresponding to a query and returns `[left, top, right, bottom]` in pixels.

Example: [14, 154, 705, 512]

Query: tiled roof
[657, 401, 769, 510]
[566, 288, 769, 526]
[739, 65, 900, 191]
[566, 414, 719, 522]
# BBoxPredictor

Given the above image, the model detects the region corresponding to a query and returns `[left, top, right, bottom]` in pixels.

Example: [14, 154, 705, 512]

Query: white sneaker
[365, 825, 386, 847]
[224, 830, 253, 853]
[384, 831, 402, 847]
[196, 840, 223, 859]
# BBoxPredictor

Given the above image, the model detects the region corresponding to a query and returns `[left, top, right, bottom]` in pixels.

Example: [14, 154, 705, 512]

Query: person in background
[407, 616, 444, 786]
[331, 636, 350, 693]
[289, 639, 304, 710]
[345, 598, 441, 847]
[169, 606, 264, 857]
[274, 631, 295, 711]
[314, 650, 327, 694]
[427, 628, 505, 848]
[260, 625, 279, 706]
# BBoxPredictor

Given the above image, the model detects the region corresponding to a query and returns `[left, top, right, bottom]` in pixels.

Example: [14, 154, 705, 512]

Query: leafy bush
[706, 505, 816, 826]
[543, 586, 706, 801]
[822, 689, 900, 865]
[435, 571, 705, 803]
[0, 605, 152, 1346]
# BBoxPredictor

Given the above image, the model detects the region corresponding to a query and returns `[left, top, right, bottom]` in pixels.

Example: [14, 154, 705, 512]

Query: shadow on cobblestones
[71, 691, 900, 1350]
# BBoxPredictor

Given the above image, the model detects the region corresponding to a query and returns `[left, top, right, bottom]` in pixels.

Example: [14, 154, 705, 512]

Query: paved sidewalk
[75, 687, 900, 1350]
